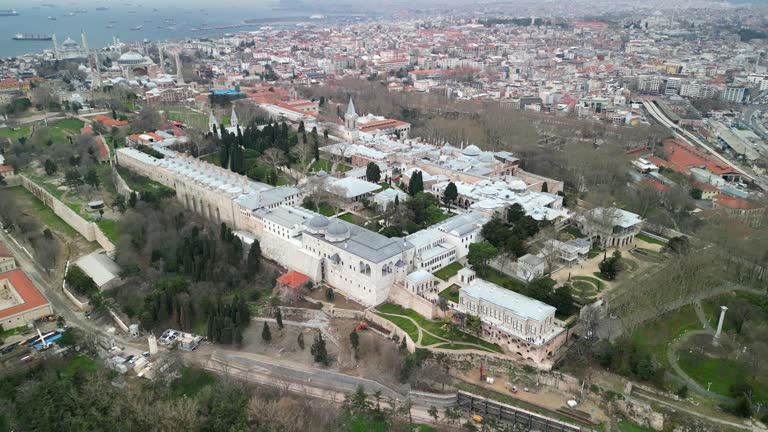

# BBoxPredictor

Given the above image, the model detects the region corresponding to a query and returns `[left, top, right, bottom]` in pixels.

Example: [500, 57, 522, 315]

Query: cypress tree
[275, 308, 284, 329]
[234, 326, 243, 346]
[262, 321, 272, 341]
[311, 127, 319, 160]
[310, 330, 328, 365]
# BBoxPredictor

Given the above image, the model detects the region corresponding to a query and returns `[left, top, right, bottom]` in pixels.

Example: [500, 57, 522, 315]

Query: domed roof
[325, 221, 350, 241]
[62, 37, 78, 47]
[480, 186, 497, 196]
[478, 152, 495, 163]
[307, 215, 330, 230]
[316, 170, 327, 177]
[118, 51, 147, 64]
[462, 145, 482, 156]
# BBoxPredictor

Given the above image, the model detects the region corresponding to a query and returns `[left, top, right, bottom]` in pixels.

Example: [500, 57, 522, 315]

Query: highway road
[642, 99, 768, 191]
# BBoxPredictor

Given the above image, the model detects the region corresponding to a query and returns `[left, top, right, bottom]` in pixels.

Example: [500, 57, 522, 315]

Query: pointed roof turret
[345, 97, 357, 118]
[230, 106, 238, 129]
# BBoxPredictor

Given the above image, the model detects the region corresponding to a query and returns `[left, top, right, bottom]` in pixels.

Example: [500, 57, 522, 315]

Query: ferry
[13, 33, 53, 41]
[0, 9, 19, 16]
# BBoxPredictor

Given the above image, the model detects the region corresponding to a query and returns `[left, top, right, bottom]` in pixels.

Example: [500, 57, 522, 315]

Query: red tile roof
[657, 140, 740, 176]
[714, 193, 764, 210]
[93, 115, 129, 127]
[0, 269, 49, 320]
[276, 271, 309, 288]
[0, 165, 14, 173]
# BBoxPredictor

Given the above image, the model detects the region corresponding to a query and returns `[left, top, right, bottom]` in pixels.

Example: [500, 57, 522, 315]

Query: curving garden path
[376, 311, 496, 353]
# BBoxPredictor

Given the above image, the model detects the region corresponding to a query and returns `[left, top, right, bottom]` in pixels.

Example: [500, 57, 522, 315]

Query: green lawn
[60, 356, 98, 381]
[570, 280, 599, 304]
[53, 118, 85, 131]
[170, 367, 216, 398]
[479, 267, 527, 293]
[9, 186, 82, 239]
[616, 419, 654, 432]
[573, 276, 605, 290]
[438, 284, 460, 303]
[378, 313, 419, 342]
[593, 272, 611, 281]
[339, 213, 364, 226]
[311, 159, 351, 173]
[318, 205, 336, 217]
[200, 153, 221, 167]
[116, 166, 175, 197]
[433, 262, 463, 281]
[636, 233, 667, 246]
[678, 351, 766, 403]
[1, 325, 28, 339]
[565, 226, 586, 239]
[97, 219, 120, 243]
[377, 303, 503, 353]
[0, 125, 31, 140]
[420, 332, 442, 346]
[166, 108, 210, 130]
[630, 305, 701, 365]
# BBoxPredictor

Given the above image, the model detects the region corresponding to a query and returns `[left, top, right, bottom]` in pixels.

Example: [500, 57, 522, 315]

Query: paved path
[375, 311, 494, 353]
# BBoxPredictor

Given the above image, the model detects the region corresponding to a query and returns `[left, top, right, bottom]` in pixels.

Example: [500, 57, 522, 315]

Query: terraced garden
[375, 303, 503, 353]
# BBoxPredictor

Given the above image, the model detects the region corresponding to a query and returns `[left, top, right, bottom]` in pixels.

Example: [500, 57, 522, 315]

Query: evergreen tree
[311, 127, 320, 160]
[366, 162, 381, 183]
[541, 182, 549, 193]
[246, 240, 261, 279]
[443, 182, 458, 208]
[310, 331, 328, 365]
[212, 123, 218, 139]
[407, 170, 423, 196]
[262, 321, 272, 341]
[350, 330, 360, 360]
[84, 168, 100, 189]
[298, 121, 305, 135]
[297, 332, 305, 350]
[112, 108, 117, 120]
[275, 308, 284, 329]
[128, 192, 138, 208]
[394, 195, 399, 207]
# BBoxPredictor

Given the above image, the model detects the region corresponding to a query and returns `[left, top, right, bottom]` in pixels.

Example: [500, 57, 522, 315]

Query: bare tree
[259, 148, 288, 174]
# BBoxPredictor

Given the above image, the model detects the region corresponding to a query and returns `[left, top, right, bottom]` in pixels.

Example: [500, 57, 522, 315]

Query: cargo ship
[0, 9, 19, 16]
[13, 33, 53, 41]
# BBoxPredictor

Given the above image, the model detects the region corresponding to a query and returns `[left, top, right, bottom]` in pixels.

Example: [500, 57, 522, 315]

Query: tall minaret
[174, 51, 185, 84]
[230, 106, 238, 131]
[93, 50, 102, 89]
[52, 34, 59, 59]
[158, 45, 165, 73]
[80, 31, 89, 58]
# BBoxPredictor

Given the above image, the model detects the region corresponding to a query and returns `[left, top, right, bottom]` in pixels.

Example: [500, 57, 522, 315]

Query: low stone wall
[388, 284, 442, 320]
[62, 286, 90, 311]
[364, 310, 417, 352]
[111, 167, 135, 199]
[20, 175, 116, 252]
[107, 307, 130, 332]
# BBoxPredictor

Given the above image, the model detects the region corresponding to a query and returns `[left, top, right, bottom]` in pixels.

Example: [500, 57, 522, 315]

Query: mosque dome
[61, 38, 78, 48]
[325, 221, 351, 242]
[307, 215, 330, 232]
[462, 145, 482, 157]
[478, 152, 495, 163]
[118, 51, 148, 65]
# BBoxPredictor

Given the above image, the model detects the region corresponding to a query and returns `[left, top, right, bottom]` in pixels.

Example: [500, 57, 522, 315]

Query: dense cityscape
[0, 1, 767, 431]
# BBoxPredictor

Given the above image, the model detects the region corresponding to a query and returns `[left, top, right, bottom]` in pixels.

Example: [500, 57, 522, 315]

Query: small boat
[96, 7, 109, 11]
[47, 16, 56, 21]
[106, 24, 114, 28]
[130, 25, 143, 31]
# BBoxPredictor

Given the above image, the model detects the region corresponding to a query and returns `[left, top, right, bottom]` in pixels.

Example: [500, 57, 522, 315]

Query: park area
[22, 164, 122, 243]
[375, 303, 503, 353]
